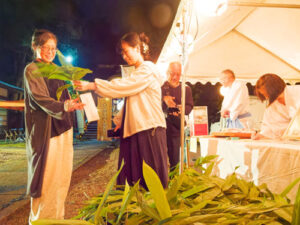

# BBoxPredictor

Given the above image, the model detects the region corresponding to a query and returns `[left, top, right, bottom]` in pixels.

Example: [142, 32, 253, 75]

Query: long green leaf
[166, 173, 184, 201]
[48, 73, 72, 81]
[281, 177, 300, 197]
[236, 178, 249, 195]
[222, 174, 237, 191]
[292, 184, 300, 225]
[204, 161, 214, 176]
[94, 160, 124, 225]
[72, 68, 93, 81]
[116, 181, 139, 224]
[142, 161, 172, 220]
[181, 183, 215, 198]
[56, 84, 72, 101]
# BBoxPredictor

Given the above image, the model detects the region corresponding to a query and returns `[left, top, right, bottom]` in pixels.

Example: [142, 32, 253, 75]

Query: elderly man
[220, 69, 251, 129]
[161, 62, 194, 171]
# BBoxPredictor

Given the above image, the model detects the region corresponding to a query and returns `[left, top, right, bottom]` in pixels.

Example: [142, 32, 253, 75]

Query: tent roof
[158, 0, 300, 84]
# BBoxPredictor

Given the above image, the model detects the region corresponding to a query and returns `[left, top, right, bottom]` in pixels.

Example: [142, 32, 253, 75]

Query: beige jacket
[94, 61, 166, 138]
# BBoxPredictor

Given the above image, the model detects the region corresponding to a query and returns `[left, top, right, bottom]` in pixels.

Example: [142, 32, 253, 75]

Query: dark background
[0, 0, 180, 87]
[1, 0, 249, 129]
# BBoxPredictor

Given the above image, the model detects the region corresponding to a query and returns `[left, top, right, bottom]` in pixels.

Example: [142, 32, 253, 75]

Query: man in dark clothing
[161, 62, 194, 171]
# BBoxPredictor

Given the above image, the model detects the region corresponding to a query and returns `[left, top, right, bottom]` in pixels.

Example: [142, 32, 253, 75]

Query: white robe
[221, 80, 250, 120]
[260, 86, 300, 139]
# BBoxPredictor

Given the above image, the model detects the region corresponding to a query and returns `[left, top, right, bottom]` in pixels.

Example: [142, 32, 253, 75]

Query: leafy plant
[32, 50, 92, 100]
[33, 155, 300, 225]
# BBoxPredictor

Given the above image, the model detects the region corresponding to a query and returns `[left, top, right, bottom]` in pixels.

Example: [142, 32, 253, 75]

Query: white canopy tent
[157, 0, 300, 171]
[158, 0, 300, 85]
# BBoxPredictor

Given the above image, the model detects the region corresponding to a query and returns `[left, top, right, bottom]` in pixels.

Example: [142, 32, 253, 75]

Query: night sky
[0, 0, 180, 87]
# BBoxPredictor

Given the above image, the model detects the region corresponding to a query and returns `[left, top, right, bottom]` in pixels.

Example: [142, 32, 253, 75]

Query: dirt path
[0, 147, 118, 225]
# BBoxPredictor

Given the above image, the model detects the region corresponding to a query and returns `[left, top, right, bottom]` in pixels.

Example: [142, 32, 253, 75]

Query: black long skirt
[116, 127, 169, 189]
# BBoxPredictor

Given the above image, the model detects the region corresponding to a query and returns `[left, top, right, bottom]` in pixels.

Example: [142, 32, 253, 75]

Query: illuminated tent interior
[158, 0, 300, 85]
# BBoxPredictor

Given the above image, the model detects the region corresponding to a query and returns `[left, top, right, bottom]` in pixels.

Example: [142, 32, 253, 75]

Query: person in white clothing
[219, 69, 251, 129]
[252, 73, 300, 140]
[74, 32, 168, 189]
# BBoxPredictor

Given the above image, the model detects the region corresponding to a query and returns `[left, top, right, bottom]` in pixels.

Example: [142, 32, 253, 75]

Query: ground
[0, 145, 118, 225]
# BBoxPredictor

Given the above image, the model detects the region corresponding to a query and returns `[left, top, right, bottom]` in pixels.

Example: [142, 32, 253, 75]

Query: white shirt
[221, 80, 250, 120]
[94, 61, 166, 138]
[260, 85, 300, 139]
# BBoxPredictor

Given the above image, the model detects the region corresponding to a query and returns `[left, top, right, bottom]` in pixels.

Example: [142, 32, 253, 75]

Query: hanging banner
[80, 92, 100, 122]
[190, 106, 208, 136]
[97, 98, 112, 141]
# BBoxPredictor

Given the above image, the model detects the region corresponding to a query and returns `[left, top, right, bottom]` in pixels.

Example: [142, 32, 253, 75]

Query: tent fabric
[158, 0, 300, 84]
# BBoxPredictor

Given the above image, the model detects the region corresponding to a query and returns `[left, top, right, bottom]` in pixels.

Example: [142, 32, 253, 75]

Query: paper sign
[189, 137, 197, 153]
[282, 108, 300, 140]
[80, 92, 100, 122]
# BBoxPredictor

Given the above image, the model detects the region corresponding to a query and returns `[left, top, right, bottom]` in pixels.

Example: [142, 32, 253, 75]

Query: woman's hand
[73, 80, 96, 91]
[64, 98, 85, 112]
[163, 96, 176, 108]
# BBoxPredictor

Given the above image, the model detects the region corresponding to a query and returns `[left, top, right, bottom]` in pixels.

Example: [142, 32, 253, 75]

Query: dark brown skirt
[117, 127, 168, 189]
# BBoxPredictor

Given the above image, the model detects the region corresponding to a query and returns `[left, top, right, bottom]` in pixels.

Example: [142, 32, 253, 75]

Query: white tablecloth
[196, 137, 300, 200]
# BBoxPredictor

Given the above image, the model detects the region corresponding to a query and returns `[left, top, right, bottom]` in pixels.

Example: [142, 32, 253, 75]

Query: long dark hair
[117, 32, 150, 60]
[255, 73, 286, 105]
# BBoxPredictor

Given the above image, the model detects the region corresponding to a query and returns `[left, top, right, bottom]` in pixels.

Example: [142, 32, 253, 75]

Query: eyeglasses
[40, 46, 57, 52]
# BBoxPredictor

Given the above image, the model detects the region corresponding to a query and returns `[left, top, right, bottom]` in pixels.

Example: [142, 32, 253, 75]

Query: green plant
[33, 155, 300, 225]
[32, 50, 92, 100]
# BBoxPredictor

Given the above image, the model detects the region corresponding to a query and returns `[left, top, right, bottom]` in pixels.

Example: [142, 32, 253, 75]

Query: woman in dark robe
[24, 29, 83, 224]
[74, 32, 168, 189]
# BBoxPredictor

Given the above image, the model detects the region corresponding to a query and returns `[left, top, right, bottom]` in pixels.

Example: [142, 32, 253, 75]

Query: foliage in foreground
[33, 155, 300, 225]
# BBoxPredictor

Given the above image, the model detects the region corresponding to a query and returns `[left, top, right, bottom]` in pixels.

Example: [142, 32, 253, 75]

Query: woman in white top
[252, 73, 300, 139]
[74, 32, 168, 189]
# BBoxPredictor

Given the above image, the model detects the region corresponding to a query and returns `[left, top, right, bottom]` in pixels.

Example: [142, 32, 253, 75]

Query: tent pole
[180, 0, 190, 174]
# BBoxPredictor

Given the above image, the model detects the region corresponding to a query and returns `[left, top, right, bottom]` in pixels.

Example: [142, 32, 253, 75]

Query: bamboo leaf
[281, 177, 300, 197]
[116, 181, 139, 224]
[165, 213, 224, 225]
[142, 161, 172, 220]
[222, 174, 237, 192]
[292, 184, 300, 225]
[193, 186, 221, 203]
[48, 73, 72, 81]
[32, 63, 58, 77]
[31, 51, 91, 83]
[161, 200, 210, 224]
[56, 84, 72, 101]
[181, 183, 215, 198]
[140, 203, 161, 221]
[166, 173, 184, 201]
[195, 155, 218, 167]
[126, 214, 147, 225]
[72, 68, 93, 81]
[249, 186, 260, 199]
[204, 161, 214, 176]
[274, 207, 292, 223]
[236, 179, 249, 195]
[94, 160, 124, 225]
